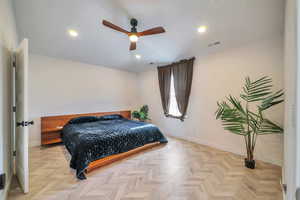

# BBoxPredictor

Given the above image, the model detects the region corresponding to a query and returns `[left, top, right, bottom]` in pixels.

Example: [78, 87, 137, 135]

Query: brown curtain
[157, 66, 172, 116]
[173, 57, 195, 121]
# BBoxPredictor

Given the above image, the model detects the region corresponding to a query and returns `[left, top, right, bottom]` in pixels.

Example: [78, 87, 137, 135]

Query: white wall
[138, 36, 284, 166]
[0, 0, 18, 199]
[28, 55, 139, 146]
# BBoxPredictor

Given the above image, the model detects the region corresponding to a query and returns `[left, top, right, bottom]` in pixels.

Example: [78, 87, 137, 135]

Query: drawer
[41, 131, 62, 145]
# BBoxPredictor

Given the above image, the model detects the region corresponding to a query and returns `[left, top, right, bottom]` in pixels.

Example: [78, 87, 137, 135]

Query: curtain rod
[157, 57, 195, 68]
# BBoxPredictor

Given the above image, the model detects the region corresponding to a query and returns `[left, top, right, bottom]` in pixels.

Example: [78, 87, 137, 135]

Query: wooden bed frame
[41, 110, 164, 173]
[41, 110, 132, 145]
[86, 142, 161, 173]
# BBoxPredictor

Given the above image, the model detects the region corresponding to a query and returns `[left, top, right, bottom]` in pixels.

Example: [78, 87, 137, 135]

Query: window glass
[169, 74, 181, 117]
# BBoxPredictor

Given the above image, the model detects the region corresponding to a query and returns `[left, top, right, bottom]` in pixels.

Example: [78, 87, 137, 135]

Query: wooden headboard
[41, 110, 131, 145]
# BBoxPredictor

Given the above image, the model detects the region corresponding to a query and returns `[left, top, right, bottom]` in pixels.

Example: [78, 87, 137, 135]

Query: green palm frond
[259, 90, 284, 111]
[216, 101, 246, 135]
[215, 102, 227, 119]
[216, 77, 284, 135]
[227, 95, 246, 115]
[240, 76, 273, 102]
[257, 119, 283, 135]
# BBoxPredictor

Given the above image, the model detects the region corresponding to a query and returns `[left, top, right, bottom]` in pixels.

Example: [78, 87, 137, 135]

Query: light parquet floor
[8, 137, 282, 200]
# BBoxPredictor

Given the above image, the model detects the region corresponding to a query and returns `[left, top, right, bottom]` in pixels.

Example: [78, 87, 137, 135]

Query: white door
[14, 39, 30, 193]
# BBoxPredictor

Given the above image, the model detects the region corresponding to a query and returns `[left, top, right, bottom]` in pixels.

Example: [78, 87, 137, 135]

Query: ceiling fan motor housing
[130, 18, 138, 33]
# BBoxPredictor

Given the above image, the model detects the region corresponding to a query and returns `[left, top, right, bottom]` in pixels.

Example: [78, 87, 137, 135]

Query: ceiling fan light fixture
[198, 26, 207, 33]
[129, 34, 139, 42]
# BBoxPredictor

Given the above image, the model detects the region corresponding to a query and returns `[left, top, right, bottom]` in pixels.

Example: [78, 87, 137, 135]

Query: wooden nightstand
[41, 125, 63, 145]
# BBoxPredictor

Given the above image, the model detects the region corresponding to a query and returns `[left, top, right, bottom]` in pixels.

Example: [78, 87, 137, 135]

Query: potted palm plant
[215, 76, 284, 169]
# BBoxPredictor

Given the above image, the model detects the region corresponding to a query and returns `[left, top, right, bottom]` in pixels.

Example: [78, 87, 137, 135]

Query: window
[158, 57, 194, 120]
[168, 73, 181, 117]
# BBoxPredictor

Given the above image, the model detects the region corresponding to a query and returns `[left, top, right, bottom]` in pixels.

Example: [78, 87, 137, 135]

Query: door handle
[16, 121, 34, 127]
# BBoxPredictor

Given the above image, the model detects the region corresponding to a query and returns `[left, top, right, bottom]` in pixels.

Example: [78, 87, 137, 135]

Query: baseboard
[281, 166, 286, 200]
[165, 133, 282, 166]
[29, 140, 41, 147]
[165, 133, 242, 155]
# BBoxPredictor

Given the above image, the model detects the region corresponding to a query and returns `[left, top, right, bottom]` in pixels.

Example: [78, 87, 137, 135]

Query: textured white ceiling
[13, 0, 284, 72]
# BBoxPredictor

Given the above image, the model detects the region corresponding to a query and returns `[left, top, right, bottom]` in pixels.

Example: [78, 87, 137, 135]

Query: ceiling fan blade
[138, 27, 165, 36]
[130, 42, 136, 51]
[102, 20, 129, 35]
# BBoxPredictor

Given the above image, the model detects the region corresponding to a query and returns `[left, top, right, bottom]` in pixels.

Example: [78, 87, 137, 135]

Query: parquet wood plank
[8, 137, 282, 200]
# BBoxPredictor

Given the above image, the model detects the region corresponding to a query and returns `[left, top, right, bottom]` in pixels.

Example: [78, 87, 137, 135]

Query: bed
[51, 111, 168, 180]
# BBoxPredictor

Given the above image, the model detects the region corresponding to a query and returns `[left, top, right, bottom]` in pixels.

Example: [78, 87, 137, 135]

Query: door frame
[284, 0, 299, 199]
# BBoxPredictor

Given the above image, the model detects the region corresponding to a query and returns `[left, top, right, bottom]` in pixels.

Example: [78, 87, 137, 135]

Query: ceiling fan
[102, 18, 166, 51]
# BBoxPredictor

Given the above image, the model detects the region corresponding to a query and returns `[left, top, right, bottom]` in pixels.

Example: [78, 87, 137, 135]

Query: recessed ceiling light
[135, 54, 141, 59]
[198, 26, 207, 33]
[68, 29, 78, 37]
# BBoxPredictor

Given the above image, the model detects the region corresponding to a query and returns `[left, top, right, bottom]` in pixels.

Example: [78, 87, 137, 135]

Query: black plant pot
[244, 158, 255, 169]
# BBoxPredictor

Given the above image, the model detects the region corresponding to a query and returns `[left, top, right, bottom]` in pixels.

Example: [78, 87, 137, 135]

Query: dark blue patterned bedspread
[62, 116, 168, 180]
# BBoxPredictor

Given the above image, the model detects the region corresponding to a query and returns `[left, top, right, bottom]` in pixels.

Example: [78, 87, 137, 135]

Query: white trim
[165, 133, 281, 166]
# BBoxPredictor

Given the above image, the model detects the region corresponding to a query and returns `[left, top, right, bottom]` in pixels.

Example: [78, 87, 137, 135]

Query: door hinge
[12, 53, 16, 68]
[12, 106, 16, 112]
[0, 173, 6, 190]
[13, 151, 16, 157]
[282, 183, 287, 194]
